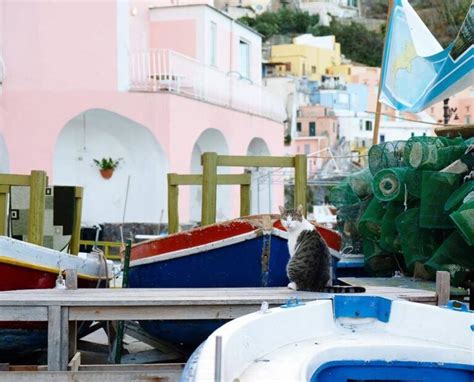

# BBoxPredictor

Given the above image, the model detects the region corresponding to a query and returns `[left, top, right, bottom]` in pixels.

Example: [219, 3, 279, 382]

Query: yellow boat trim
[0, 256, 107, 281]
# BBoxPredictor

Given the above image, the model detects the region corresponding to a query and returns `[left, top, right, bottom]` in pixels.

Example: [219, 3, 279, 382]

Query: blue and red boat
[128, 214, 342, 350]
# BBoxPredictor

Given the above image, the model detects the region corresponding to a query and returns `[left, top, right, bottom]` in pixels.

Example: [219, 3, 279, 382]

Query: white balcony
[129, 49, 286, 122]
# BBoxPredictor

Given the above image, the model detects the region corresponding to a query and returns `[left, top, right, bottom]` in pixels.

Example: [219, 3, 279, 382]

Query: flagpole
[372, 0, 394, 146]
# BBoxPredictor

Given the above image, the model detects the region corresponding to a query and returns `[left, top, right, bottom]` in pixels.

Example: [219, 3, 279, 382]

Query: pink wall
[150, 20, 197, 58]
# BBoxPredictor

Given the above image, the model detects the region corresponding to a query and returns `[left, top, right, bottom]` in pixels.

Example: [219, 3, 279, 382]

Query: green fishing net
[395, 208, 441, 274]
[450, 200, 474, 246]
[337, 198, 371, 253]
[420, 172, 461, 229]
[347, 168, 373, 199]
[363, 238, 399, 276]
[372, 168, 408, 202]
[425, 231, 474, 287]
[404, 136, 466, 170]
[368, 141, 406, 176]
[404, 168, 423, 198]
[379, 202, 404, 253]
[358, 198, 385, 240]
[329, 179, 359, 208]
[444, 181, 474, 213]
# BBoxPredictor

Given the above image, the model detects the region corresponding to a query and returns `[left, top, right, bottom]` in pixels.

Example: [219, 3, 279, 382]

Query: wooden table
[0, 286, 437, 371]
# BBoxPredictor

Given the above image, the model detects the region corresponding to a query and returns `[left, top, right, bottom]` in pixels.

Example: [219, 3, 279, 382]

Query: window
[380, 134, 385, 143]
[210, 22, 217, 67]
[304, 144, 310, 155]
[362, 140, 366, 147]
[296, 122, 302, 132]
[285, 62, 291, 71]
[466, 106, 470, 113]
[333, 123, 336, 133]
[239, 40, 250, 79]
[311, 66, 316, 74]
[465, 115, 472, 124]
[302, 63, 306, 76]
[359, 120, 363, 131]
[309, 122, 316, 136]
[365, 121, 373, 131]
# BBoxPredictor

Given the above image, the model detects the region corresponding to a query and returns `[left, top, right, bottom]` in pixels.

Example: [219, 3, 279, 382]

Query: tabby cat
[279, 205, 365, 293]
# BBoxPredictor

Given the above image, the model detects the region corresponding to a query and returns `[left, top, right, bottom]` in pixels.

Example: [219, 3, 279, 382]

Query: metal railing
[129, 49, 286, 122]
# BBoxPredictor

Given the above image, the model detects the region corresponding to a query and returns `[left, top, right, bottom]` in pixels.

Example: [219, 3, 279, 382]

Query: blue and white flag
[380, 0, 473, 113]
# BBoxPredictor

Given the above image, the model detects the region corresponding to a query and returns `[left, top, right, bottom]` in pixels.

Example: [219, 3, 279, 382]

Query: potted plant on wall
[93, 157, 122, 179]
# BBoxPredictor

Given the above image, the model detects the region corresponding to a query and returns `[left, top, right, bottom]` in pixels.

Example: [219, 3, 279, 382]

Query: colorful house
[269, 35, 341, 81]
[0, 1, 285, 227]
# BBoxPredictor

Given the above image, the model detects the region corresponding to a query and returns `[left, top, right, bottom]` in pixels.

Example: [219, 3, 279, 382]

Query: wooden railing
[78, 240, 123, 260]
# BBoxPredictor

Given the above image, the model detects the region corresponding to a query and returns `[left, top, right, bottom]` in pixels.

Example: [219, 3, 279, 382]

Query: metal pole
[214, 336, 223, 382]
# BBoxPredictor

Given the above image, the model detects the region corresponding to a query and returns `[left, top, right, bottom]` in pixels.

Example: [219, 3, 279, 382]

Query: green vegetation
[93, 157, 122, 170]
[239, 8, 384, 67]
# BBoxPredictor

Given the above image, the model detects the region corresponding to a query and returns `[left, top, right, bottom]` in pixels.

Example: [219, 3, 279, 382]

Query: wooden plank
[69, 304, 272, 321]
[435, 124, 474, 139]
[294, 154, 307, 215]
[201, 152, 218, 226]
[69, 187, 83, 255]
[0, 185, 8, 236]
[436, 271, 450, 306]
[167, 175, 179, 234]
[240, 184, 251, 217]
[27, 170, 47, 246]
[216, 174, 251, 185]
[0, 174, 31, 186]
[216, 155, 294, 168]
[48, 305, 62, 371]
[0, 306, 47, 321]
[121, 349, 180, 364]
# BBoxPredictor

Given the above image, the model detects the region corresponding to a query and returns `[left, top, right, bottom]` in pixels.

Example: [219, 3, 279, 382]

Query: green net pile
[332, 135, 474, 286]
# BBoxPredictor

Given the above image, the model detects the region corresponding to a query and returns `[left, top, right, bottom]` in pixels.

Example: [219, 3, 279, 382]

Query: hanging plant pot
[100, 169, 114, 179]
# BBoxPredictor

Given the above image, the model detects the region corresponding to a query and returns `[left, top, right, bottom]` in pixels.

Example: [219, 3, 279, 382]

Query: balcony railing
[129, 49, 286, 122]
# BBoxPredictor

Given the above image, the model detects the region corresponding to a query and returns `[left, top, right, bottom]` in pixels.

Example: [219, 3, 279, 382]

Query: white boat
[182, 296, 474, 382]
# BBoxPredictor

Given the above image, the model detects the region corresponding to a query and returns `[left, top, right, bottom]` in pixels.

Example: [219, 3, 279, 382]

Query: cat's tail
[322, 286, 365, 293]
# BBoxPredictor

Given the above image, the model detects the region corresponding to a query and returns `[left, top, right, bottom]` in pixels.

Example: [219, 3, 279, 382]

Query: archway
[53, 109, 168, 224]
[190, 128, 230, 223]
[246, 137, 272, 214]
[0, 134, 9, 173]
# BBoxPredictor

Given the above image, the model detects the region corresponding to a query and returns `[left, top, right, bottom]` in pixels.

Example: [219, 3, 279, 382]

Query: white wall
[247, 137, 272, 214]
[53, 109, 168, 225]
[189, 128, 230, 223]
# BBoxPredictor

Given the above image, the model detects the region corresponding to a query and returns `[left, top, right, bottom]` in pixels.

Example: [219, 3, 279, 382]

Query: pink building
[0, 1, 286, 226]
[293, 105, 337, 175]
[427, 87, 474, 126]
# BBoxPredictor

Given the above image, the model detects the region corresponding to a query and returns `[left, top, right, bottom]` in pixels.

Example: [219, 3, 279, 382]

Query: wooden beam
[294, 154, 307, 215]
[48, 305, 62, 371]
[201, 152, 218, 226]
[0, 174, 31, 186]
[167, 174, 179, 234]
[240, 183, 251, 217]
[436, 271, 450, 306]
[70, 187, 83, 255]
[169, 173, 251, 186]
[216, 155, 294, 168]
[0, 185, 8, 236]
[27, 170, 47, 246]
[65, 269, 78, 290]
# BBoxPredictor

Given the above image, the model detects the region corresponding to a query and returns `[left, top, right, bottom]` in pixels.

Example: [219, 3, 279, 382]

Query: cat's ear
[297, 204, 304, 214]
[278, 205, 285, 215]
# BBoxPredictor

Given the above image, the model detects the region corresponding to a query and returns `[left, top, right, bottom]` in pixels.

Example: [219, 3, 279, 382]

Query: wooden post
[69, 187, 83, 255]
[372, 0, 394, 146]
[294, 155, 307, 215]
[64, 269, 78, 290]
[436, 271, 450, 306]
[0, 185, 8, 236]
[47, 305, 62, 371]
[201, 152, 218, 226]
[27, 170, 47, 246]
[167, 174, 179, 234]
[240, 184, 251, 217]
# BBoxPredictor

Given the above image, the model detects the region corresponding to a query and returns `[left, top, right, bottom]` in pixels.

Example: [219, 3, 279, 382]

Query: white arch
[246, 137, 272, 214]
[190, 128, 230, 223]
[0, 133, 9, 173]
[53, 109, 168, 224]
